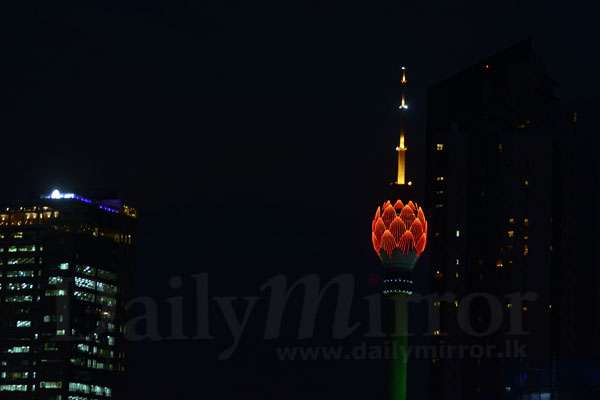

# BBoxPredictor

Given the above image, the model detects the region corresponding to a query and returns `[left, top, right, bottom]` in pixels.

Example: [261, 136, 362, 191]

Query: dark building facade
[424, 40, 565, 399]
[0, 190, 136, 399]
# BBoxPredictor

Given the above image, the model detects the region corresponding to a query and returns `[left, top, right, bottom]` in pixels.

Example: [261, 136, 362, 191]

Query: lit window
[496, 259, 503, 268]
[16, 320, 31, 328]
[523, 218, 529, 227]
[45, 290, 66, 297]
[455, 229, 460, 237]
[498, 143, 503, 152]
[7, 282, 34, 291]
[0, 384, 27, 392]
[508, 217, 515, 224]
[436, 143, 444, 151]
[436, 176, 445, 182]
[7, 346, 30, 353]
[48, 276, 63, 285]
[40, 381, 62, 389]
[507, 230, 515, 238]
[523, 245, 529, 256]
[5, 295, 33, 303]
[524, 179, 529, 186]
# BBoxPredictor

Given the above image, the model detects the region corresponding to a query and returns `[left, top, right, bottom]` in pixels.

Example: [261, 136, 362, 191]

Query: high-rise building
[0, 190, 137, 399]
[424, 39, 563, 399]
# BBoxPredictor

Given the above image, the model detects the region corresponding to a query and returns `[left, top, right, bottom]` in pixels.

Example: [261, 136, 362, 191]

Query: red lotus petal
[372, 232, 380, 254]
[382, 205, 396, 228]
[398, 231, 415, 254]
[407, 201, 417, 211]
[400, 205, 416, 228]
[374, 206, 381, 221]
[380, 230, 396, 256]
[374, 218, 386, 241]
[417, 207, 426, 225]
[416, 233, 427, 255]
[410, 218, 423, 240]
[389, 217, 407, 243]
[394, 200, 404, 211]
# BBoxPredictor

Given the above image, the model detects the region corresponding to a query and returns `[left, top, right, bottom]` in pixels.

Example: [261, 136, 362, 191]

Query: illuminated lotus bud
[371, 199, 428, 270]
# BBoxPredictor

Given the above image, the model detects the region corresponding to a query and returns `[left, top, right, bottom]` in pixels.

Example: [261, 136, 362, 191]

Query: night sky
[1, 1, 599, 398]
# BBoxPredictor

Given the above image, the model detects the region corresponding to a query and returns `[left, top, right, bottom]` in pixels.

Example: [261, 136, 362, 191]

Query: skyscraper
[424, 39, 562, 399]
[0, 190, 137, 399]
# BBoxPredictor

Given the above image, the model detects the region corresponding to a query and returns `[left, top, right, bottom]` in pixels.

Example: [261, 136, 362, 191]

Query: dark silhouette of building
[424, 39, 565, 399]
[0, 190, 136, 399]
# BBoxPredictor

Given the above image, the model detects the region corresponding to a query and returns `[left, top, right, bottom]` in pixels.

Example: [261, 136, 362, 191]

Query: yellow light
[395, 132, 406, 185]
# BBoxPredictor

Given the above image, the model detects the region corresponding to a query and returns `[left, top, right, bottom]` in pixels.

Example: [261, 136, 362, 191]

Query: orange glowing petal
[417, 208, 426, 224]
[410, 218, 423, 240]
[416, 233, 427, 255]
[398, 230, 415, 254]
[389, 217, 407, 243]
[374, 218, 386, 241]
[380, 230, 396, 256]
[382, 205, 396, 228]
[394, 200, 404, 211]
[372, 232, 380, 254]
[407, 201, 417, 211]
[374, 206, 381, 221]
[400, 205, 416, 228]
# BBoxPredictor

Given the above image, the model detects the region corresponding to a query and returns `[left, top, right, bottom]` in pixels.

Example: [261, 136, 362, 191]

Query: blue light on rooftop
[43, 189, 120, 214]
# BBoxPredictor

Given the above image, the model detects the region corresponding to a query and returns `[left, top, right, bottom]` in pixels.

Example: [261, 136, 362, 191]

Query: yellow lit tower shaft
[396, 67, 409, 185]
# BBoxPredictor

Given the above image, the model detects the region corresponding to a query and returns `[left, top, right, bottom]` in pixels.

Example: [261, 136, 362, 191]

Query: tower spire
[395, 66, 410, 186]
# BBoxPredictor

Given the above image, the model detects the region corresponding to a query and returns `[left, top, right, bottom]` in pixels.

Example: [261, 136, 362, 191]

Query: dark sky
[1, 0, 598, 398]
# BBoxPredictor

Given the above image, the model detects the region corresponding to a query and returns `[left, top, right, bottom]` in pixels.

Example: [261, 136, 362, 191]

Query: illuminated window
[456, 229, 460, 237]
[436, 143, 444, 151]
[16, 320, 31, 328]
[7, 282, 34, 291]
[39, 381, 62, 389]
[6, 270, 34, 278]
[74, 291, 95, 302]
[45, 289, 66, 297]
[58, 262, 69, 270]
[5, 295, 33, 303]
[48, 276, 63, 285]
[507, 230, 515, 238]
[75, 277, 96, 290]
[508, 217, 515, 224]
[8, 257, 35, 265]
[0, 384, 27, 392]
[523, 245, 529, 256]
[436, 176, 445, 182]
[498, 143, 503, 152]
[7, 346, 30, 353]
[523, 218, 529, 227]
[524, 179, 529, 186]
[17, 244, 36, 252]
[496, 259, 503, 268]
[76, 265, 95, 276]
